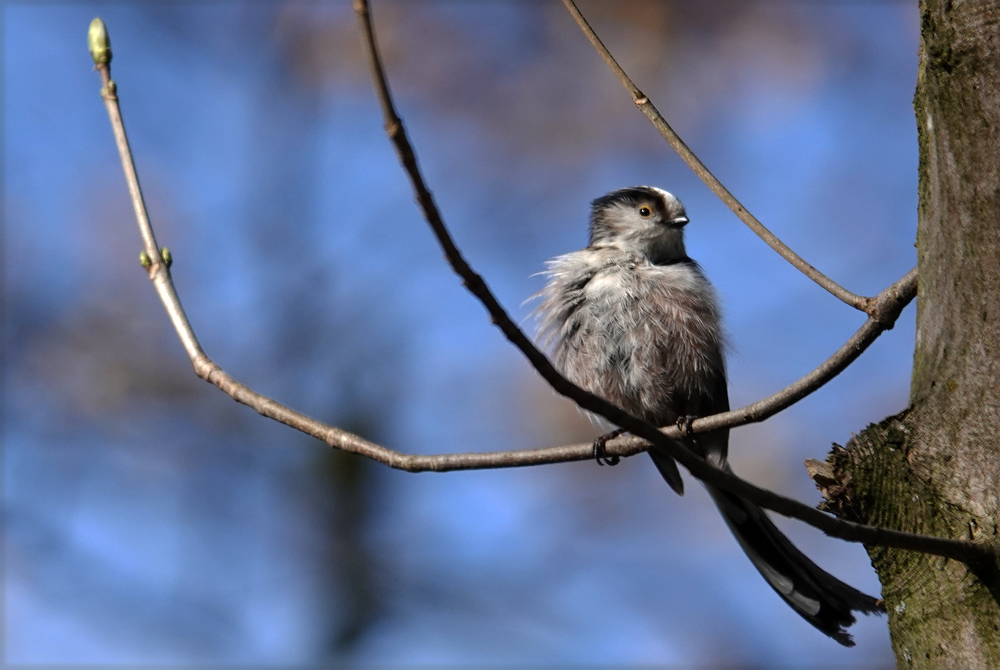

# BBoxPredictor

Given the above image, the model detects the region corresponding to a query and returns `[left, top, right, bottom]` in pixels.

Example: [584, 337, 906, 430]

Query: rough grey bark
[815, 1, 1000, 667]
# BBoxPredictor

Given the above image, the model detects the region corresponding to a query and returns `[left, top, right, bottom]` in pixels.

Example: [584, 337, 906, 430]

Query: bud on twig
[88, 18, 111, 65]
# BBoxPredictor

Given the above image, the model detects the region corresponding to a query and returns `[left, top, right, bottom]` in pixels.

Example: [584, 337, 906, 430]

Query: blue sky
[6, 2, 918, 665]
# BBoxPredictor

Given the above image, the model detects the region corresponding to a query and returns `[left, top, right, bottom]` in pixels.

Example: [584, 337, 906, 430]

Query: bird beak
[668, 216, 689, 227]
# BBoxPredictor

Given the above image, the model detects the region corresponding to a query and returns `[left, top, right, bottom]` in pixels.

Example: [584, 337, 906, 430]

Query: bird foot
[676, 415, 696, 436]
[592, 428, 624, 466]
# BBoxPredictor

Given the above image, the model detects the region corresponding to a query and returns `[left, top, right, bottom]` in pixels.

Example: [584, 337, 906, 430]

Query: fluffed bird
[534, 186, 883, 645]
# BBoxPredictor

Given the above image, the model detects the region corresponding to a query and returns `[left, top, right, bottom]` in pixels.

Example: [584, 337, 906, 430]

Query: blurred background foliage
[6, 1, 917, 665]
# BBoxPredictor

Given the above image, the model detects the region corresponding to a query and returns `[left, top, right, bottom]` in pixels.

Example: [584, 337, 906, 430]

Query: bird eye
[639, 206, 651, 217]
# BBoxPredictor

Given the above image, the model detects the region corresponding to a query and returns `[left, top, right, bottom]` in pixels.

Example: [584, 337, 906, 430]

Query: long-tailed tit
[535, 186, 882, 645]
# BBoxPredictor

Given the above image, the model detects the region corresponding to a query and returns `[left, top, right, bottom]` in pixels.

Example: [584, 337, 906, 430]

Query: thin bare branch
[91, 12, 995, 582]
[560, 0, 872, 314]
[350, 1, 999, 574]
[94, 44, 203, 364]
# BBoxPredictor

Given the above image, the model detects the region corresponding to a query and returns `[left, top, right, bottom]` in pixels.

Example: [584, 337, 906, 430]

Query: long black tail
[706, 485, 884, 646]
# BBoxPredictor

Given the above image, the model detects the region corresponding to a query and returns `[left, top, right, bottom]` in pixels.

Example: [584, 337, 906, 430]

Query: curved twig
[560, 0, 872, 314]
[89, 13, 995, 578]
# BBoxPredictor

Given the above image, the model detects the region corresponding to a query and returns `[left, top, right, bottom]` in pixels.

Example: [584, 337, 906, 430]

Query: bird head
[588, 186, 689, 264]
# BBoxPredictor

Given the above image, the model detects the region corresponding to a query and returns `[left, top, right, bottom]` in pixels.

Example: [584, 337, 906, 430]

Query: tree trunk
[817, 1, 1000, 667]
